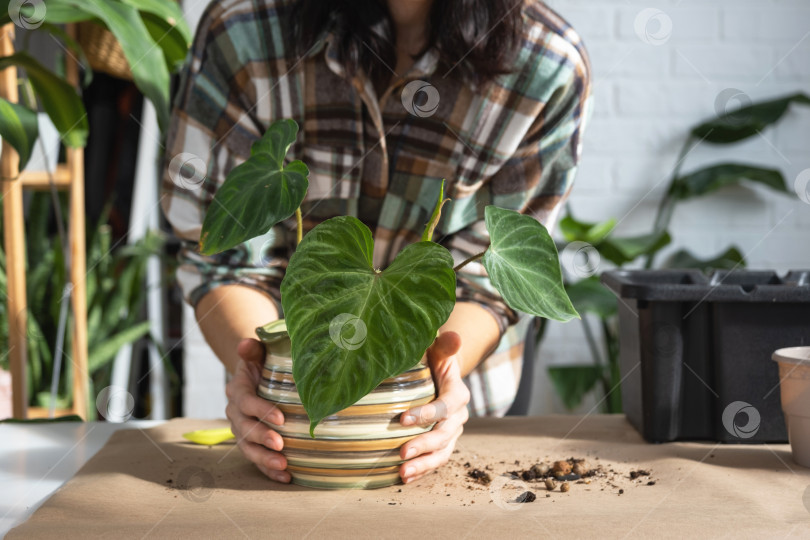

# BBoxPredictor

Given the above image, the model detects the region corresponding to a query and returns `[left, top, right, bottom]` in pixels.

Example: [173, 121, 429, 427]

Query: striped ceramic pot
[255, 320, 436, 489]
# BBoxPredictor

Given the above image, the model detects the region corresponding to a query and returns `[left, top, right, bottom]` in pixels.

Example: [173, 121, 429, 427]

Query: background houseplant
[546, 92, 809, 412]
[0, 0, 191, 165]
[200, 119, 579, 436]
[0, 0, 190, 416]
[0, 193, 165, 417]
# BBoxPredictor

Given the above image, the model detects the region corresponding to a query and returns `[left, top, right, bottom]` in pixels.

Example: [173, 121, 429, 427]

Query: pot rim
[772, 346, 810, 365]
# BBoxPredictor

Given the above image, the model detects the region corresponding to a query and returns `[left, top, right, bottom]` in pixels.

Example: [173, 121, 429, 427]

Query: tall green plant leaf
[46, 0, 173, 131]
[482, 206, 578, 321]
[0, 52, 88, 147]
[692, 93, 810, 144]
[670, 164, 788, 199]
[662, 246, 745, 271]
[281, 216, 456, 436]
[88, 321, 151, 372]
[548, 365, 603, 411]
[558, 214, 616, 244]
[0, 98, 38, 169]
[200, 119, 308, 255]
[565, 277, 617, 319]
[599, 230, 671, 266]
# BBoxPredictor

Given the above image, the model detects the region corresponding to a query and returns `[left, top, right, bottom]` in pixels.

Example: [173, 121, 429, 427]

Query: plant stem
[644, 136, 693, 269]
[295, 207, 302, 245]
[453, 248, 488, 272]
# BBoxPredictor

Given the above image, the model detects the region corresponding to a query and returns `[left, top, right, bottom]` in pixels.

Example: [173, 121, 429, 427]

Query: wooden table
[5, 415, 810, 539]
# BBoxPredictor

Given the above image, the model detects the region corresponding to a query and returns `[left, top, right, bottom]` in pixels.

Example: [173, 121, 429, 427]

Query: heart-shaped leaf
[482, 206, 578, 322]
[280, 216, 456, 436]
[200, 119, 308, 255]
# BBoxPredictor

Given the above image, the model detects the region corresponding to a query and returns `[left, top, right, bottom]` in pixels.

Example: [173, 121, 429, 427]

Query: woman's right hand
[225, 338, 290, 483]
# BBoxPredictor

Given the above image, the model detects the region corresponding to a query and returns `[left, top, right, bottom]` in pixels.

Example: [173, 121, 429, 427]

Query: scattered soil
[516, 491, 536, 503]
[467, 468, 492, 485]
[461, 456, 658, 498]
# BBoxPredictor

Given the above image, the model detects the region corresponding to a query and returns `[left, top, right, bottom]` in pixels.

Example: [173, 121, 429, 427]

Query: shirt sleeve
[160, 4, 290, 310]
[442, 52, 592, 338]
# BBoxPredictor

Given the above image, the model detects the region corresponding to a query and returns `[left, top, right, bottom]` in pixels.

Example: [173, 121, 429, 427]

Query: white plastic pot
[772, 346, 810, 468]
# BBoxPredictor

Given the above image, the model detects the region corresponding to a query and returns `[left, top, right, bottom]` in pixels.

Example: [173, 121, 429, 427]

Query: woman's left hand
[398, 331, 470, 484]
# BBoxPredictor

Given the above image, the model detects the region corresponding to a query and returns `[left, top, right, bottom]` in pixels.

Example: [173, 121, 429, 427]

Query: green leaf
[482, 206, 578, 321]
[139, 12, 192, 72]
[200, 119, 308, 255]
[599, 230, 671, 266]
[421, 179, 449, 242]
[670, 164, 788, 199]
[0, 98, 38, 169]
[661, 246, 746, 271]
[56, 0, 173, 131]
[692, 93, 810, 144]
[88, 320, 151, 372]
[548, 365, 604, 411]
[565, 277, 617, 319]
[120, 0, 192, 42]
[558, 214, 616, 244]
[280, 216, 456, 436]
[0, 52, 88, 147]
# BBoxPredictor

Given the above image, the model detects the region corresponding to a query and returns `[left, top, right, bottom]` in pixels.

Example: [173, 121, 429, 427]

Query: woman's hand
[398, 331, 471, 484]
[225, 338, 291, 483]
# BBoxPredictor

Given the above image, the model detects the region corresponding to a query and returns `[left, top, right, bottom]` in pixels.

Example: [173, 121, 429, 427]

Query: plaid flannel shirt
[161, 0, 591, 416]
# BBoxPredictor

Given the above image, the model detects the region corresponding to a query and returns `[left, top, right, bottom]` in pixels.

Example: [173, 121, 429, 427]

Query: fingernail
[402, 415, 415, 425]
[266, 457, 282, 469]
[264, 437, 277, 450]
[402, 466, 414, 477]
[403, 447, 417, 460]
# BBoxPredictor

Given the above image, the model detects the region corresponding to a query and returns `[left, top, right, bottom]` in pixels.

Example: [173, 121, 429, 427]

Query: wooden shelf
[18, 164, 72, 190]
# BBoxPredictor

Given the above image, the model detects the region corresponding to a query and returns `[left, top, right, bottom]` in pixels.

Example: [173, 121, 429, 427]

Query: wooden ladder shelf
[1, 24, 88, 419]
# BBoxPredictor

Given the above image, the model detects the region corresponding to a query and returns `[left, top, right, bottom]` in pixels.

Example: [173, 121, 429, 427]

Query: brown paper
[9, 416, 810, 539]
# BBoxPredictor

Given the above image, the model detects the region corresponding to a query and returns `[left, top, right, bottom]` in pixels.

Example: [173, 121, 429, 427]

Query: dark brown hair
[289, 0, 523, 88]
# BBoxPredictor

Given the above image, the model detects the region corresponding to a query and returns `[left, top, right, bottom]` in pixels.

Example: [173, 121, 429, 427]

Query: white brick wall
[531, 0, 810, 415]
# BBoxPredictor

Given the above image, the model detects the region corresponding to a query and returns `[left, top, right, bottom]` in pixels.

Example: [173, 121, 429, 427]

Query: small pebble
[560, 482, 570, 493]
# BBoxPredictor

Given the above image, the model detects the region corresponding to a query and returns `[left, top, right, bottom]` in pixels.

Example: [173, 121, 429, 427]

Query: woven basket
[77, 21, 132, 81]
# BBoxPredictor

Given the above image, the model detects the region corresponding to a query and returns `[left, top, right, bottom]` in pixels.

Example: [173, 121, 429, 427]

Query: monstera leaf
[482, 206, 578, 322]
[280, 216, 456, 435]
[200, 119, 308, 255]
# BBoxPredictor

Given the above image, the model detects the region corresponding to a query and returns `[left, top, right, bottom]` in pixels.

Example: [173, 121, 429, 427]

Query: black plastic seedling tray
[601, 269, 810, 443]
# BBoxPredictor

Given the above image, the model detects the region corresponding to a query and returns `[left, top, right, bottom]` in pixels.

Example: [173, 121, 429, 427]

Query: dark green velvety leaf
[200, 119, 308, 255]
[558, 214, 616, 244]
[692, 92, 810, 144]
[482, 206, 578, 321]
[565, 277, 617, 319]
[599, 230, 671, 266]
[0, 98, 38, 168]
[0, 52, 87, 147]
[281, 216, 456, 436]
[548, 365, 604, 411]
[670, 163, 788, 199]
[661, 246, 746, 271]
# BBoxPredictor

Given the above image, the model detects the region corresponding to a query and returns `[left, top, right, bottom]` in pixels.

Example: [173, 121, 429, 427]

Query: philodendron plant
[201, 119, 578, 436]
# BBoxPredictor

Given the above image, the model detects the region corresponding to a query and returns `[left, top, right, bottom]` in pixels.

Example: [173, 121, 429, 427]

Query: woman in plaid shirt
[162, 0, 591, 484]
